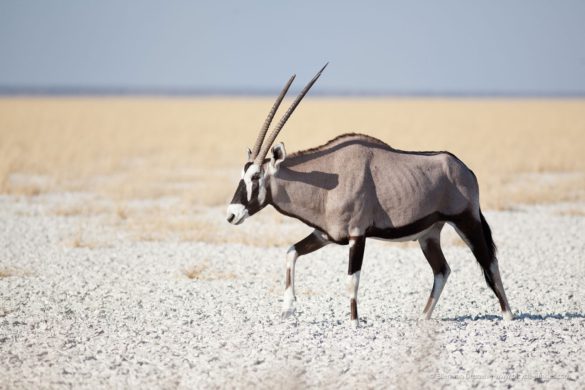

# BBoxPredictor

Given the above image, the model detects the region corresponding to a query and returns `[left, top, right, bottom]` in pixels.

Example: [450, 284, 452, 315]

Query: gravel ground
[1, 194, 584, 389]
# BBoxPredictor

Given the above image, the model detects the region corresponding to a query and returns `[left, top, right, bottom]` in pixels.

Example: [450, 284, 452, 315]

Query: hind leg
[486, 260, 513, 320]
[453, 214, 513, 320]
[419, 224, 451, 320]
[347, 235, 366, 328]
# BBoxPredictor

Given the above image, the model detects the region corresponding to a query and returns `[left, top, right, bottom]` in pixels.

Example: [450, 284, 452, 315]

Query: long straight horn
[254, 63, 328, 165]
[250, 74, 296, 160]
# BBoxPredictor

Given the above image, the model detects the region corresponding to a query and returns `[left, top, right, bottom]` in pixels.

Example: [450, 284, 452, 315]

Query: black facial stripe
[230, 180, 248, 205]
[251, 181, 259, 199]
[245, 180, 263, 216]
[247, 198, 262, 216]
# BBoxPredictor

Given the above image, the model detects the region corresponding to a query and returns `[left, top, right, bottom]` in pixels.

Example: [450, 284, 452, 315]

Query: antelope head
[226, 64, 328, 225]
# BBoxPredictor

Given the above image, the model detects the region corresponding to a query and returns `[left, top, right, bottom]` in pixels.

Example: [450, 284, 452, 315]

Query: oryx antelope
[226, 64, 513, 326]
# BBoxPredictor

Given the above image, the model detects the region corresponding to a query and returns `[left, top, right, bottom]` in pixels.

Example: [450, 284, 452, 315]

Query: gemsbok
[226, 64, 513, 326]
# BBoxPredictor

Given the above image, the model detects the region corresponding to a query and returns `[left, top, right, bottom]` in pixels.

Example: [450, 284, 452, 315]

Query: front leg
[347, 236, 365, 327]
[282, 230, 329, 319]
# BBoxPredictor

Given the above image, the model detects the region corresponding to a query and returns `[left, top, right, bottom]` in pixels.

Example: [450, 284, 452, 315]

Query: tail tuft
[480, 211, 497, 261]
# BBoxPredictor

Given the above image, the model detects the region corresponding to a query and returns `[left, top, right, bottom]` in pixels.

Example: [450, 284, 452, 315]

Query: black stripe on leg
[348, 237, 365, 275]
[294, 233, 327, 256]
[285, 268, 291, 289]
[350, 298, 358, 320]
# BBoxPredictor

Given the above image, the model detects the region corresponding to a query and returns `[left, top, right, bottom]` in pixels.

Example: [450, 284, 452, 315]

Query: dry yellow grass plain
[1, 98, 584, 245]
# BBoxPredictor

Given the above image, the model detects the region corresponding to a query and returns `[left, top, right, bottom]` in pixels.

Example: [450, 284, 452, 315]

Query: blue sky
[1, 1, 584, 95]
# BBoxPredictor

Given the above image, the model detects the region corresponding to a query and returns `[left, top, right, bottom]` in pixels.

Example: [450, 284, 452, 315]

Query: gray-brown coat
[226, 66, 513, 326]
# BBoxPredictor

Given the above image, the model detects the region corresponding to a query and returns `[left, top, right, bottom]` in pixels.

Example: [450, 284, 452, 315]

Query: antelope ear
[270, 143, 286, 172]
[246, 148, 252, 161]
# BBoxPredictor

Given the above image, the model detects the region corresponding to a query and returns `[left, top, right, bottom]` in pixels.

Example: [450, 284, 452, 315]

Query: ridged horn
[250, 74, 296, 160]
[254, 63, 328, 165]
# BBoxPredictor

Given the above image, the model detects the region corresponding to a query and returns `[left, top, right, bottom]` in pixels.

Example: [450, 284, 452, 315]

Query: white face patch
[243, 164, 267, 205]
[226, 203, 248, 225]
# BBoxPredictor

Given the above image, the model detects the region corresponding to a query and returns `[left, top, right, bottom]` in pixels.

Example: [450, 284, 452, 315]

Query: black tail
[480, 210, 497, 262]
[477, 210, 511, 313]
[453, 209, 499, 292]
[454, 208, 510, 313]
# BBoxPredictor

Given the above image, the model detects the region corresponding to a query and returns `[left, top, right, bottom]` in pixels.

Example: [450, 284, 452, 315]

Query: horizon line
[1, 85, 585, 98]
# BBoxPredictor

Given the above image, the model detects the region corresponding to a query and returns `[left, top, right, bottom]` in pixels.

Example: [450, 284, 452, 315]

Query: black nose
[227, 213, 235, 223]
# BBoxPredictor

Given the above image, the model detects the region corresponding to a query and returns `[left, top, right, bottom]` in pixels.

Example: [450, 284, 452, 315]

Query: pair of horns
[250, 63, 328, 165]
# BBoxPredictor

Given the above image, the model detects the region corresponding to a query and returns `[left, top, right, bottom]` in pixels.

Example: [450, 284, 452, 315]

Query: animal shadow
[442, 312, 585, 322]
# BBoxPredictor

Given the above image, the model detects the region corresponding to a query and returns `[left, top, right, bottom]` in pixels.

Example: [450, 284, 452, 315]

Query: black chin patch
[247, 183, 261, 216]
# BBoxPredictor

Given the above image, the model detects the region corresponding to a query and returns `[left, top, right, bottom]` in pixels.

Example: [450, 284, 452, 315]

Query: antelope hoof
[419, 312, 432, 321]
[502, 311, 514, 321]
[350, 319, 359, 329]
[281, 307, 296, 319]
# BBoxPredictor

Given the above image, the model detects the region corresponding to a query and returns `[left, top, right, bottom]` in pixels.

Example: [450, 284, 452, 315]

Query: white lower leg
[347, 271, 361, 327]
[281, 246, 297, 318]
[421, 270, 449, 320]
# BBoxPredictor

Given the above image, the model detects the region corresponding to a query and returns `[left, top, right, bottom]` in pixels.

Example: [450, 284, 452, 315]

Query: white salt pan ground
[1, 194, 584, 389]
